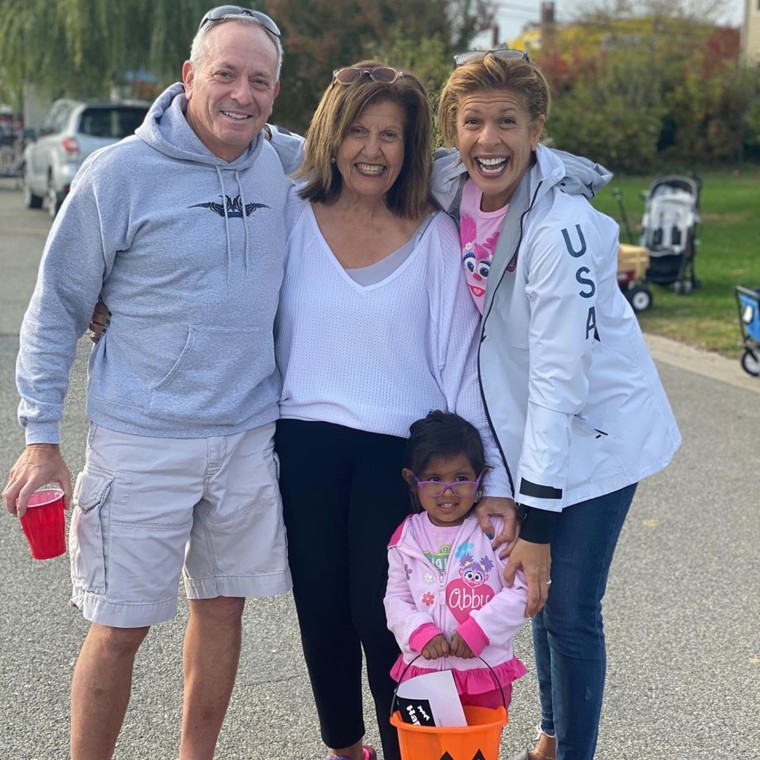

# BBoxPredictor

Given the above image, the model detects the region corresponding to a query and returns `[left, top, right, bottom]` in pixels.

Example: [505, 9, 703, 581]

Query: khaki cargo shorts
[69, 422, 292, 627]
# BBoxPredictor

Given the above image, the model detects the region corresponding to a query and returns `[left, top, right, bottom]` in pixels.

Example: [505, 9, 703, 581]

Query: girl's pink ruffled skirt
[391, 654, 527, 696]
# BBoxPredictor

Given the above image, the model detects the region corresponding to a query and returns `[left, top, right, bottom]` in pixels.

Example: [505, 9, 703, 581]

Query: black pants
[276, 419, 410, 759]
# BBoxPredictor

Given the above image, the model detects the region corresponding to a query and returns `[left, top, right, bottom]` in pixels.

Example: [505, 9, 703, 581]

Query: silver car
[22, 99, 149, 217]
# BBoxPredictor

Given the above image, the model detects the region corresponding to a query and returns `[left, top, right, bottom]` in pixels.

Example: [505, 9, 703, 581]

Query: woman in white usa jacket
[432, 51, 681, 760]
[432, 145, 681, 533]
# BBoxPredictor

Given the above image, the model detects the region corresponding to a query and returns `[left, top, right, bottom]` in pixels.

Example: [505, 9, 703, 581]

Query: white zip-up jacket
[432, 145, 681, 512]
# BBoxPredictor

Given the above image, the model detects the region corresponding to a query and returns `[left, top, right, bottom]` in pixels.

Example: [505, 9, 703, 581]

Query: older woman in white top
[273, 62, 510, 760]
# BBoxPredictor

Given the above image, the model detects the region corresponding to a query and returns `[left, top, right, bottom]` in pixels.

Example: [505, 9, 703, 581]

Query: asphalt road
[0, 177, 757, 759]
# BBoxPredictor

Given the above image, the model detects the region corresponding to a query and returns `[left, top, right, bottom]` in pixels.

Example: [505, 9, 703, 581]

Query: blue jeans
[532, 483, 637, 760]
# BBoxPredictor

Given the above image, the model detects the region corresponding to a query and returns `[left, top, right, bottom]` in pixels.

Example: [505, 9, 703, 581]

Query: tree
[534, 2, 750, 170]
[0, 0, 494, 130]
[0, 0, 208, 100]
[265, 0, 495, 130]
[741, 75, 760, 161]
[571, 0, 734, 25]
[545, 47, 666, 172]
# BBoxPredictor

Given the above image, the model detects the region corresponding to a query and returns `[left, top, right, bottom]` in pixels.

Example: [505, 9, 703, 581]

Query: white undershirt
[345, 213, 436, 285]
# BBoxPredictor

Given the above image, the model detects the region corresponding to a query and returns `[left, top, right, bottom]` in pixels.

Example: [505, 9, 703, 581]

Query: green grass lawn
[591, 166, 760, 358]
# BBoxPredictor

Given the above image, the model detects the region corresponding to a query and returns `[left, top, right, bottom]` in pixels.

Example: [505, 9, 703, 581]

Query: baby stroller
[639, 175, 702, 294]
[735, 286, 760, 377]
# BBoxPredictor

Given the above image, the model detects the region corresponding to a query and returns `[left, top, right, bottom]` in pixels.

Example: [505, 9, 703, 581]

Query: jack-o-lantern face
[439, 750, 487, 760]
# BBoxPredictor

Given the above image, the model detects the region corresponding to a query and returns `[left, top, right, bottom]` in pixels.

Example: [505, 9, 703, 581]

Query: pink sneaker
[325, 746, 377, 760]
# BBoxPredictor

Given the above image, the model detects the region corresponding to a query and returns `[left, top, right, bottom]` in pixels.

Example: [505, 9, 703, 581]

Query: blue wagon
[736, 286, 760, 376]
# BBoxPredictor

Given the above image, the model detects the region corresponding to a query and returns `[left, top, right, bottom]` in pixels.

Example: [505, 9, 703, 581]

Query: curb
[645, 333, 760, 394]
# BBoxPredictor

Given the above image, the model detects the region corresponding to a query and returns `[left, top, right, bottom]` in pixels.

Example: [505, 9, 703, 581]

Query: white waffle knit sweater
[275, 194, 510, 496]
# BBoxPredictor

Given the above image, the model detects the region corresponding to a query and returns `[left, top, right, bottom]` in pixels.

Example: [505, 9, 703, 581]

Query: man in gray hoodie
[2, 8, 292, 759]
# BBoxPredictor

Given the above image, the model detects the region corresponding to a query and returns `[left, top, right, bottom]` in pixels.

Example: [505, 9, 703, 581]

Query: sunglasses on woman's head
[332, 66, 405, 85]
[198, 5, 281, 37]
[453, 47, 530, 67]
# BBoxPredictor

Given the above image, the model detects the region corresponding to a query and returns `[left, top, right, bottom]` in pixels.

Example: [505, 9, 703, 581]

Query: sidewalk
[645, 333, 759, 394]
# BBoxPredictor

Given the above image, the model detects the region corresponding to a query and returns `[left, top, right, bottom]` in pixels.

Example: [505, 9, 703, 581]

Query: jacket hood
[539, 146, 612, 199]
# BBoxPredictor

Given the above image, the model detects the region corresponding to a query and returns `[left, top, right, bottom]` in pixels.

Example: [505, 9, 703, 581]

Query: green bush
[549, 86, 663, 173]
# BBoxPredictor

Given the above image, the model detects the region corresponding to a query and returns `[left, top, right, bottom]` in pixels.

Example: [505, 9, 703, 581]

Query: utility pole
[541, 1, 556, 52]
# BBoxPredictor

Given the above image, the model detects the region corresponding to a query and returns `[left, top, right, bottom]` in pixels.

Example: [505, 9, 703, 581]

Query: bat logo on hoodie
[190, 195, 270, 219]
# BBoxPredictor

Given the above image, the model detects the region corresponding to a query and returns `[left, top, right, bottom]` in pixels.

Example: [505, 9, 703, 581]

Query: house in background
[741, 0, 760, 62]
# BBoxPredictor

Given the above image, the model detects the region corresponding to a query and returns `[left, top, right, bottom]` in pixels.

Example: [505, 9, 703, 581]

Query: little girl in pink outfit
[384, 411, 528, 710]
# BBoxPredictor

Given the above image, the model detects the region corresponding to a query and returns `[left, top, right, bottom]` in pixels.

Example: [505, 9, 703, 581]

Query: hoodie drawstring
[215, 165, 233, 284]
[214, 166, 251, 283]
[234, 169, 250, 277]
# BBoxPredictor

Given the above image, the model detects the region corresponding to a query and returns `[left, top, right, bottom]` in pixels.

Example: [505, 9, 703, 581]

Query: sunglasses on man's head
[453, 47, 530, 67]
[198, 5, 281, 37]
[332, 66, 404, 86]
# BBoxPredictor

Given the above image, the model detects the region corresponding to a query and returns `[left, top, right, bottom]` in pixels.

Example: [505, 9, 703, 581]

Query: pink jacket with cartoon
[384, 513, 528, 697]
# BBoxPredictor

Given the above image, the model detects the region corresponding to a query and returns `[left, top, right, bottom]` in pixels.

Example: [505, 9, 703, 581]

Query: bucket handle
[390, 653, 508, 719]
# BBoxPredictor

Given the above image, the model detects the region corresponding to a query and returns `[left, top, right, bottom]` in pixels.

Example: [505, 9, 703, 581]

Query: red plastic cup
[20, 487, 66, 560]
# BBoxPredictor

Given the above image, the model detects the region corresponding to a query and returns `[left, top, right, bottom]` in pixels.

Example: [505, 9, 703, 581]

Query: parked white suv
[22, 99, 149, 217]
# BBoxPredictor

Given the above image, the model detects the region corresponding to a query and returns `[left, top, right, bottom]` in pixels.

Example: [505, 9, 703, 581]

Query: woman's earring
[330, 156, 336, 164]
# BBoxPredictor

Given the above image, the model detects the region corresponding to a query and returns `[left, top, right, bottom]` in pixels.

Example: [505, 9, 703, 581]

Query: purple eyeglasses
[411, 473, 483, 498]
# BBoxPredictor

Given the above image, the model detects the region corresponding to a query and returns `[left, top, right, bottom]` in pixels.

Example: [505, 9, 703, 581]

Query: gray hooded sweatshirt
[17, 83, 291, 443]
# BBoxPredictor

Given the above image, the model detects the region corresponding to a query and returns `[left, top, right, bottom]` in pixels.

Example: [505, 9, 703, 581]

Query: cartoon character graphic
[459, 215, 499, 301]
[459, 553, 493, 588]
[445, 552, 495, 624]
